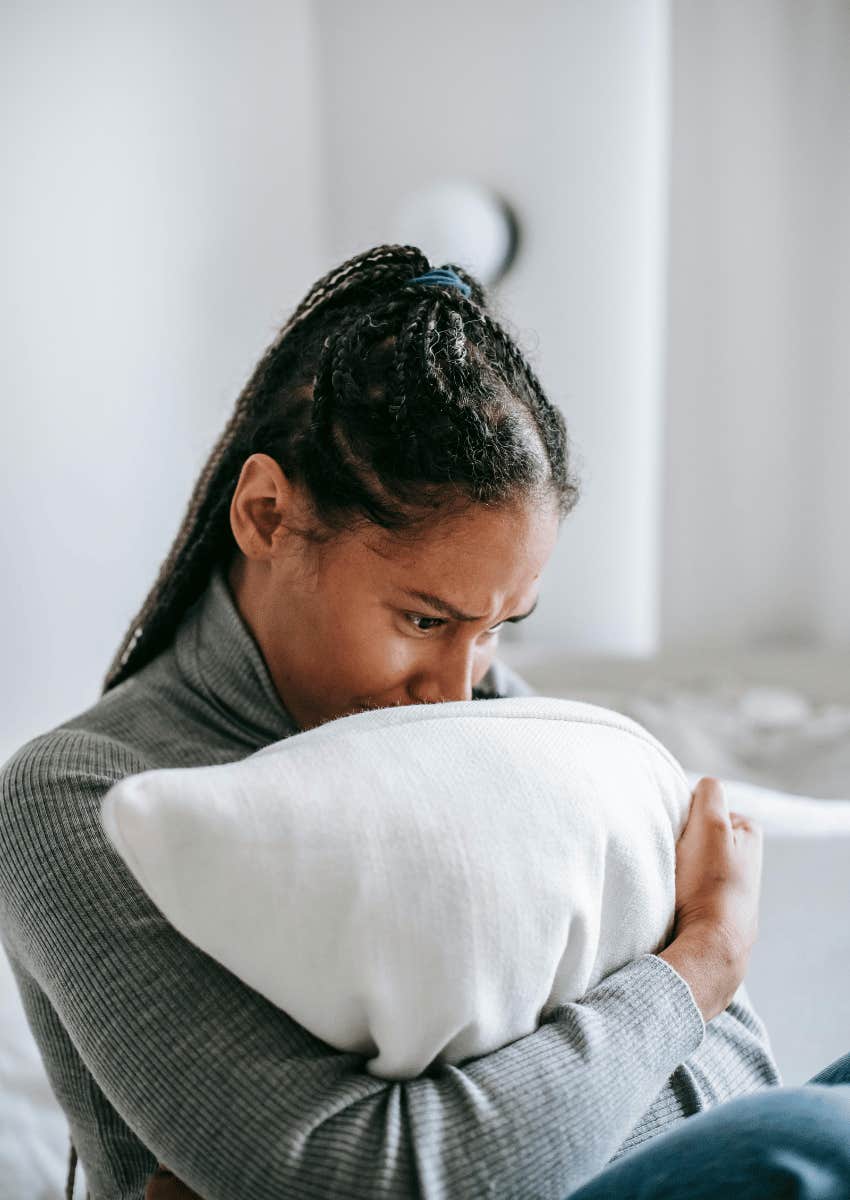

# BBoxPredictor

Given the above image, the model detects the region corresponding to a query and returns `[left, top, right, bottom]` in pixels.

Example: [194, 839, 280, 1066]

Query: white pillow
[100, 696, 692, 1080]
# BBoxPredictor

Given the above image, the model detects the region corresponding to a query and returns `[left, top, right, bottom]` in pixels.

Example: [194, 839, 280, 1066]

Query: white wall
[316, 0, 850, 658]
[0, 0, 327, 762]
[6, 1, 848, 766]
[661, 0, 850, 651]
[807, 6, 850, 646]
[314, 0, 671, 657]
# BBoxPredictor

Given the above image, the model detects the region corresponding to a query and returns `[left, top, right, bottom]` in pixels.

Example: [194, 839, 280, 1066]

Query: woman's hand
[659, 776, 764, 1023]
[144, 1163, 205, 1200]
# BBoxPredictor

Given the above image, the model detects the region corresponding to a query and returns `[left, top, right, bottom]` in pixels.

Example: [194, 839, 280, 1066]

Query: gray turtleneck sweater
[0, 563, 781, 1200]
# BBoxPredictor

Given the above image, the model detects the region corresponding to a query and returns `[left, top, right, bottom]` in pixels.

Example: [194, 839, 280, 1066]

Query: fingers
[730, 811, 763, 847]
[689, 778, 731, 838]
[729, 811, 752, 830]
[692, 778, 763, 837]
[694, 776, 727, 813]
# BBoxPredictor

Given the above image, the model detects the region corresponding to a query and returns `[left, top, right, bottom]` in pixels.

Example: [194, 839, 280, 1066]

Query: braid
[473, 304, 572, 496]
[394, 297, 441, 412]
[278, 244, 430, 339]
[102, 246, 427, 693]
[102, 243, 579, 695]
[65, 1137, 77, 1199]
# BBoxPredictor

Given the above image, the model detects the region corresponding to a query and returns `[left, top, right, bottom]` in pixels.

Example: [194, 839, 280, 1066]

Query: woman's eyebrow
[397, 589, 539, 623]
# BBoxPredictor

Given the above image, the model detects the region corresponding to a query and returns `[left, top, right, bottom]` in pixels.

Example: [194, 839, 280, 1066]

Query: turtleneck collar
[171, 560, 301, 748]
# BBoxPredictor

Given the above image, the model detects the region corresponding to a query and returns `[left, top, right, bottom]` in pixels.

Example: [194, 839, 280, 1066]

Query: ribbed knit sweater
[0, 563, 782, 1200]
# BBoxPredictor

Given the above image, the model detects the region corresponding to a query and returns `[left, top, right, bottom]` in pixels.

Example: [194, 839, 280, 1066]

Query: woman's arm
[0, 724, 710, 1195]
[149, 981, 780, 1200]
[0, 727, 710, 1200]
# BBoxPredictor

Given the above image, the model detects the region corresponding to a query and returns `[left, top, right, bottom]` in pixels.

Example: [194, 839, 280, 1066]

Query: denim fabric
[566, 1051, 850, 1199]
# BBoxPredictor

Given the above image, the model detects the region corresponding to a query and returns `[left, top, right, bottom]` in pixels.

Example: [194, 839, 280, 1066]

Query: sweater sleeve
[0, 728, 710, 1200]
[609, 978, 782, 1161]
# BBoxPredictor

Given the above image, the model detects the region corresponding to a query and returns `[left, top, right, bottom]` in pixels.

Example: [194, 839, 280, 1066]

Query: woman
[0, 244, 847, 1200]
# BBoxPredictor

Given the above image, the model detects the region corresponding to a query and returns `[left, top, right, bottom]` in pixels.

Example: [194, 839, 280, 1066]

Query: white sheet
[530, 677, 850, 800]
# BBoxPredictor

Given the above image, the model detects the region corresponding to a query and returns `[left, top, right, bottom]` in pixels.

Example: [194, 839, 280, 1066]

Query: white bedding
[495, 647, 850, 799]
[582, 681, 850, 799]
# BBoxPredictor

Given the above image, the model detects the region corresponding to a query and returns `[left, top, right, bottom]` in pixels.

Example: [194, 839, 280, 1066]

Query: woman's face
[227, 454, 560, 732]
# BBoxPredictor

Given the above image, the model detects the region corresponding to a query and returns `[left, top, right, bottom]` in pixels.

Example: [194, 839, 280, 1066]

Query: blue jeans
[565, 1051, 850, 1199]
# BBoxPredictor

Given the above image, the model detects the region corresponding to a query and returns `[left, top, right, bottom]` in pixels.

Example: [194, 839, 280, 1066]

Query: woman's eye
[405, 614, 502, 635]
[407, 614, 444, 632]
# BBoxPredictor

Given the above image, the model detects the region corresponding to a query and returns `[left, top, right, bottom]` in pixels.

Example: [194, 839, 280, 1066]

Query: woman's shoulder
[0, 724, 153, 965]
[0, 724, 152, 869]
[2, 686, 155, 791]
[1, 723, 150, 790]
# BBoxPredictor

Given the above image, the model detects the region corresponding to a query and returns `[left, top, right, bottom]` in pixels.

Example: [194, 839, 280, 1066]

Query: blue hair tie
[407, 267, 472, 298]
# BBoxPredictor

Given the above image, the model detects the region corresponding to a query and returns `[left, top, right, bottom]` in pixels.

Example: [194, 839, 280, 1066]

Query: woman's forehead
[352, 501, 558, 603]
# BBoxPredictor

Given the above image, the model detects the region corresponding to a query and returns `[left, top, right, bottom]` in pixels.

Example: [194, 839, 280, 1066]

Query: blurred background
[2, 0, 850, 758]
[2, 0, 850, 1127]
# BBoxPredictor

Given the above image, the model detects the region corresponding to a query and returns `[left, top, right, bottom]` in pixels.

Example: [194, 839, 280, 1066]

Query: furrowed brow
[399, 589, 539, 624]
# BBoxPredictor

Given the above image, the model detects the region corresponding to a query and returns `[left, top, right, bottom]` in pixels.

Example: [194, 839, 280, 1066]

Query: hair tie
[407, 267, 472, 298]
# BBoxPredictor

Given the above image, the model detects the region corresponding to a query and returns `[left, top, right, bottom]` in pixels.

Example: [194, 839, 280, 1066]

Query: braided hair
[101, 243, 580, 696]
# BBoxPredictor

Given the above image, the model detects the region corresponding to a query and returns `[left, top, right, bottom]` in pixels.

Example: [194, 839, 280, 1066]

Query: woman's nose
[408, 646, 478, 705]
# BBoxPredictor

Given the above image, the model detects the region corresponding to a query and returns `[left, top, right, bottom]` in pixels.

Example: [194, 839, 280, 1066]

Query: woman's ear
[229, 454, 295, 560]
